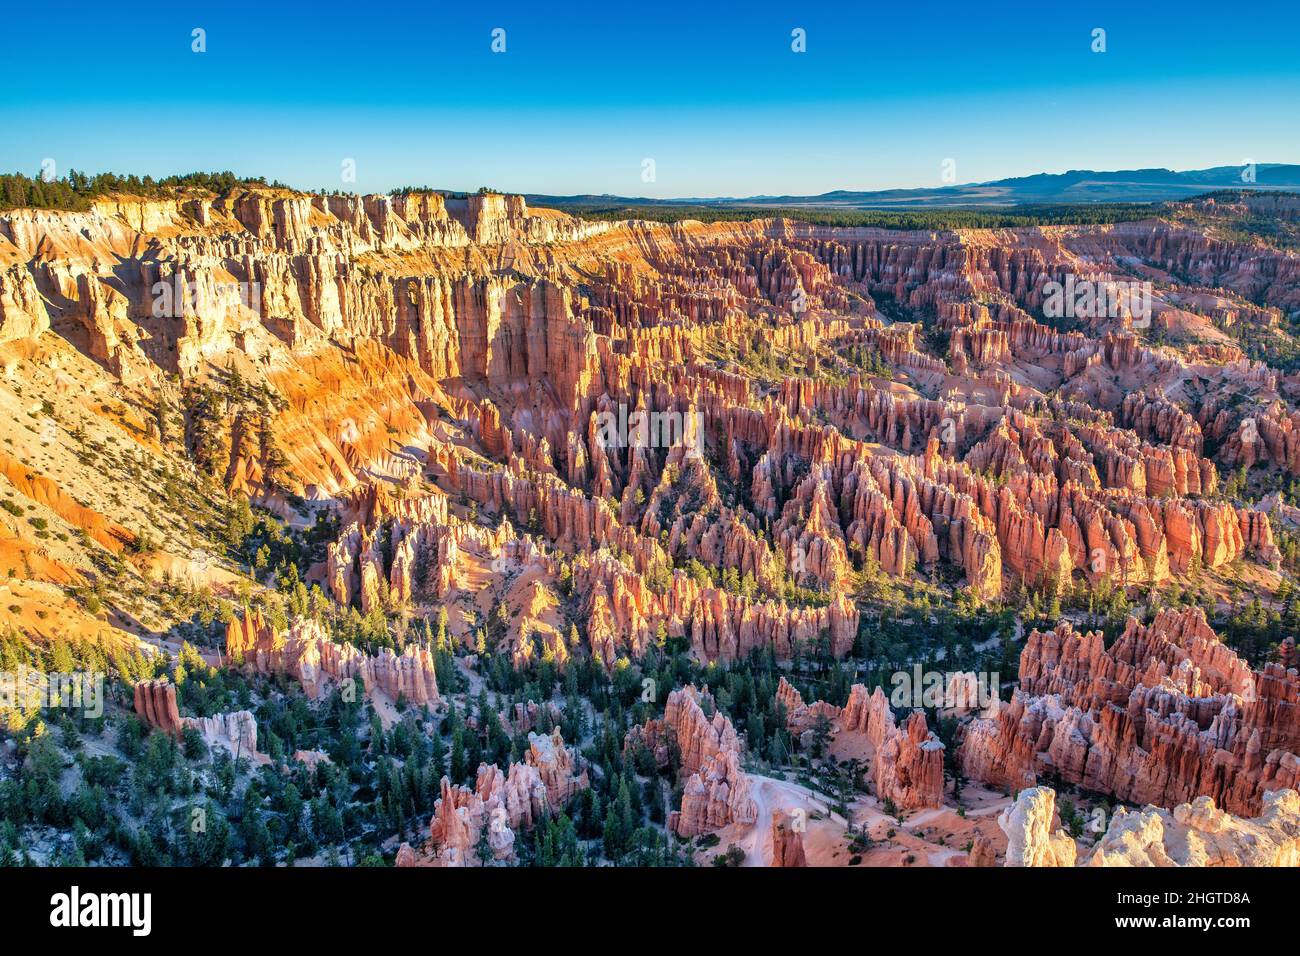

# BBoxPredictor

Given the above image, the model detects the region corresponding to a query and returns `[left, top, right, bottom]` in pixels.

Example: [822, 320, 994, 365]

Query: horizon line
[5, 160, 1298, 205]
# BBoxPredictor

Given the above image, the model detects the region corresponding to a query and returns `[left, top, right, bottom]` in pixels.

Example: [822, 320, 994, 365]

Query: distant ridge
[527, 163, 1300, 209]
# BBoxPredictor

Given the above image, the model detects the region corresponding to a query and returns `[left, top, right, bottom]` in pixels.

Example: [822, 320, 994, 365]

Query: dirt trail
[714, 775, 839, 867]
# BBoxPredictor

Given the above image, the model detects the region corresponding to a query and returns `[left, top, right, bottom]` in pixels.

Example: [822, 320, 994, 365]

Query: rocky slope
[3, 187, 1295, 649]
[625, 685, 759, 838]
[395, 728, 589, 867]
[776, 678, 946, 810]
[957, 607, 1300, 816]
[997, 784, 1300, 867]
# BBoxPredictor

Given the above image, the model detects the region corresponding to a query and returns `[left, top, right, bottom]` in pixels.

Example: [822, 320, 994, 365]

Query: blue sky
[2, 0, 1298, 197]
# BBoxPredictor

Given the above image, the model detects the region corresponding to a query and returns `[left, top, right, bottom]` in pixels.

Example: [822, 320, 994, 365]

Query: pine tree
[435, 607, 449, 650]
[602, 805, 624, 861]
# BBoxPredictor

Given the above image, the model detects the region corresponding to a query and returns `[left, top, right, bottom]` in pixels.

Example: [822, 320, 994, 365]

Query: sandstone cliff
[624, 685, 759, 838]
[396, 728, 588, 866]
[998, 784, 1300, 867]
[226, 610, 439, 706]
[959, 607, 1300, 816]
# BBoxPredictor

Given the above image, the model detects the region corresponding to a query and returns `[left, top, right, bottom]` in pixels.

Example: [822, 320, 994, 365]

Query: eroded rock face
[0, 211, 1290, 596]
[397, 728, 588, 867]
[999, 785, 1300, 867]
[624, 685, 758, 838]
[775, 676, 842, 740]
[6, 191, 1300, 879]
[1086, 789, 1300, 867]
[133, 678, 261, 759]
[770, 808, 808, 867]
[226, 610, 439, 706]
[767, 679, 945, 809]
[998, 787, 1077, 867]
[527, 725, 590, 808]
[958, 607, 1300, 817]
[673, 746, 758, 838]
[0, 263, 50, 343]
[841, 685, 945, 809]
[967, 830, 997, 867]
[132, 679, 182, 738]
[4, 189, 1297, 690]
[184, 710, 259, 759]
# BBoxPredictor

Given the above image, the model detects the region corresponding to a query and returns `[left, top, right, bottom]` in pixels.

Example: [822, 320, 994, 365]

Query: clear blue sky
[2, 0, 1298, 197]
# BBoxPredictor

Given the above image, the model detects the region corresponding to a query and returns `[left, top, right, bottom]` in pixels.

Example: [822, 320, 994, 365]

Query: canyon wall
[226, 610, 440, 706]
[396, 728, 589, 867]
[997, 784, 1300, 867]
[958, 607, 1300, 816]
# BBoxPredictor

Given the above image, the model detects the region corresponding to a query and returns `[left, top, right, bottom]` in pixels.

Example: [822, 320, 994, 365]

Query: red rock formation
[577, 548, 858, 666]
[7, 189, 1300, 833]
[226, 610, 439, 706]
[959, 608, 1300, 816]
[526, 726, 590, 808]
[133, 679, 261, 759]
[132, 679, 183, 738]
[624, 686, 758, 838]
[770, 809, 808, 867]
[775, 676, 842, 739]
[838, 684, 946, 809]
[779, 666, 985, 834]
[507, 700, 563, 735]
[398, 729, 588, 867]
[967, 830, 997, 867]
[672, 747, 757, 838]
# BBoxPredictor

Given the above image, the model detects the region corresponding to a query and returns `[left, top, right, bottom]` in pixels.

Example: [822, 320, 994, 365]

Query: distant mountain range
[528, 164, 1300, 210]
